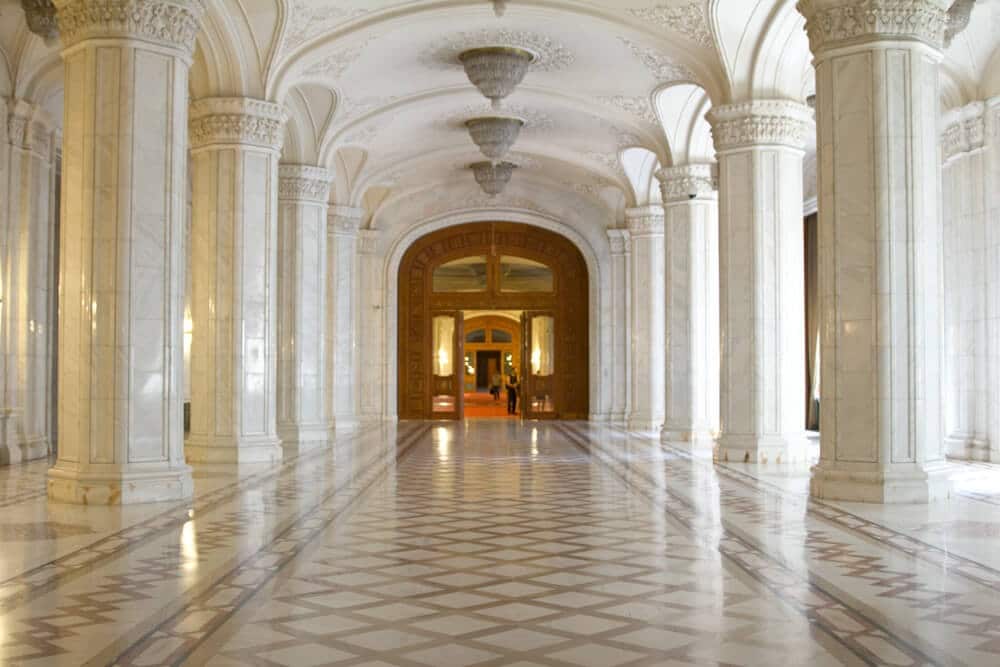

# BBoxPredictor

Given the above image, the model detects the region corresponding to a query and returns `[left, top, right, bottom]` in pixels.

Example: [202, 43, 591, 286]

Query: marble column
[625, 206, 665, 432]
[941, 102, 989, 460]
[277, 165, 332, 450]
[657, 164, 720, 447]
[357, 229, 385, 422]
[985, 98, 1000, 464]
[47, 0, 204, 503]
[186, 97, 285, 464]
[327, 206, 363, 431]
[799, 0, 952, 501]
[708, 99, 811, 464]
[606, 229, 631, 424]
[1, 102, 56, 465]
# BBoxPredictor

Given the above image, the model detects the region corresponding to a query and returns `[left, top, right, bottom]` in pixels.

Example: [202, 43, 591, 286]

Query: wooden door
[429, 311, 463, 419]
[521, 311, 557, 419]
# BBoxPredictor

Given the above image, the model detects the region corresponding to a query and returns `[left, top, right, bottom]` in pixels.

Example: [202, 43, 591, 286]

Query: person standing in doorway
[506, 373, 520, 415]
[491, 371, 503, 401]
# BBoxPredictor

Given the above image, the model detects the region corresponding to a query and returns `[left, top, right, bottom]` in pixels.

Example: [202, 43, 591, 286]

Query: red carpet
[463, 392, 516, 418]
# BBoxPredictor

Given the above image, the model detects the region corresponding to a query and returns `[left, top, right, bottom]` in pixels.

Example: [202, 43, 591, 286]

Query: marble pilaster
[186, 97, 286, 464]
[657, 164, 720, 447]
[941, 102, 989, 460]
[799, 0, 953, 501]
[606, 229, 631, 424]
[625, 206, 665, 432]
[327, 206, 364, 431]
[357, 229, 386, 423]
[708, 99, 811, 463]
[47, 0, 204, 503]
[276, 164, 332, 450]
[986, 98, 1000, 464]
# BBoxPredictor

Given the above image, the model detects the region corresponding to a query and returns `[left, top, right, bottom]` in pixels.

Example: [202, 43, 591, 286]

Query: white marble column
[941, 103, 989, 460]
[625, 206, 665, 432]
[277, 165, 332, 450]
[657, 164, 720, 447]
[357, 229, 386, 423]
[606, 229, 631, 424]
[708, 100, 811, 464]
[1, 102, 56, 465]
[985, 98, 1000, 464]
[186, 97, 285, 464]
[327, 206, 363, 431]
[799, 0, 952, 501]
[47, 0, 203, 503]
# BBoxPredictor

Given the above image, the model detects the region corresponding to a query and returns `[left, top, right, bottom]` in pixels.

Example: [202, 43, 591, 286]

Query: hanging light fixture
[459, 47, 535, 110]
[465, 116, 525, 162]
[471, 161, 517, 197]
[490, 0, 509, 17]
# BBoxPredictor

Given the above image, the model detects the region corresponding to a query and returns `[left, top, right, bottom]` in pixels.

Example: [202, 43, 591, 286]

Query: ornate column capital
[606, 229, 631, 256]
[625, 205, 665, 236]
[189, 97, 286, 153]
[278, 164, 331, 204]
[655, 163, 718, 203]
[707, 100, 814, 153]
[53, 0, 205, 54]
[357, 229, 379, 255]
[942, 101, 986, 161]
[796, 0, 949, 54]
[328, 205, 365, 236]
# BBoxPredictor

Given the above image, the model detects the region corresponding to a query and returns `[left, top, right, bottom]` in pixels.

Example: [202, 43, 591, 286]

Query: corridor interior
[1, 421, 1000, 666]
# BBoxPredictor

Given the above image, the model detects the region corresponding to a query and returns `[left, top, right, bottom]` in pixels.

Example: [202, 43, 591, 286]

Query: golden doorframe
[398, 222, 589, 419]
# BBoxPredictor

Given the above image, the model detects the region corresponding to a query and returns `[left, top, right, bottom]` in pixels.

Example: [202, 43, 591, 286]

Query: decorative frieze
[189, 97, 286, 152]
[279, 164, 331, 203]
[708, 100, 813, 152]
[796, 0, 948, 53]
[942, 101, 986, 161]
[53, 0, 205, 53]
[625, 205, 665, 236]
[329, 205, 365, 235]
[656, 163, 717, 202]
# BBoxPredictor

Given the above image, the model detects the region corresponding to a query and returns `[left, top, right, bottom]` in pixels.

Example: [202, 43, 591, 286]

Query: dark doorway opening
[476, 351, 501, 391]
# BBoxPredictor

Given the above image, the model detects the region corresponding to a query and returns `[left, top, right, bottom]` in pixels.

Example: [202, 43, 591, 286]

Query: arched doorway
[398, 222, 589, 420]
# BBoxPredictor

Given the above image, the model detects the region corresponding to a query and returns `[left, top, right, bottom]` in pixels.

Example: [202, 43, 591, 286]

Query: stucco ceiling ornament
[302, 37, 374, 80]
[466, 116, 525, 162]
[282, 1, 367, 55]
[426, 29, 573, 73]
[459, 47, 535, 109]
[618, 37, 697, 83]
[471, 160, 517, 197]
[21, 0, 59, 45]
[626, 2, 713, 47]
[597, 96, 659, 126]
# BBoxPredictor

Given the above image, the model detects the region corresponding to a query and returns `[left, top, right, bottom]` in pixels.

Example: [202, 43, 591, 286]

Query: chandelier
[489, 0, 508, 17]
[471, 161, 516, 197]
[466, 116, 525, 162]
[459, 47, 535, 110]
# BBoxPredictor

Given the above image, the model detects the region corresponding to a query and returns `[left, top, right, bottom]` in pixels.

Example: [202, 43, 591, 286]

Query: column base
[278, 423, 331, 453]
[809, 461, 953, 503]
[0, 434, 50, 465]
[716, 432, 809, 464]
[184, 434, 283, 464]
[332, 415, 361, 433]
[47, 464, 193, 505]
[661, 428, 716, 451]
[627, 416, 663, 432]
[945, 435, 991, 461]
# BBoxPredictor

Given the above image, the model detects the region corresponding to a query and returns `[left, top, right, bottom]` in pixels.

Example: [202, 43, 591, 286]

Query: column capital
[278, 164, 331, 204]
[625, 205, 665, 236]
[53, 0, 205, 54]
[655, 163, 718, 203]
[357, 229, 379, 254]
[189, 97, 286, 153]
[796, 0, 949, 54]
[942, 101, 986, 161]
[606, 229, 631, 255]
[707, 100, 813, 153]
[328, 205, 365, 235]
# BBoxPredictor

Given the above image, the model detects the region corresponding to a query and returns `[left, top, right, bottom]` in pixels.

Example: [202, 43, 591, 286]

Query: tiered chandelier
[458, 37, 535, 195]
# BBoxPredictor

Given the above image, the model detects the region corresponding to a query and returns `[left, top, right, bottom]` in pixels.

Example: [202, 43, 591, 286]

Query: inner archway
[398, 222, 589, 420]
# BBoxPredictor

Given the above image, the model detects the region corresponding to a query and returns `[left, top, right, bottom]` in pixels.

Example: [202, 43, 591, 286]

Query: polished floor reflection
[1, 423, 1000, 665]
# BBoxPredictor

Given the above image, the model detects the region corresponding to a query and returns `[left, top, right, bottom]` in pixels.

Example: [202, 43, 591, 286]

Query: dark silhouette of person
[506, 373, 520, 415]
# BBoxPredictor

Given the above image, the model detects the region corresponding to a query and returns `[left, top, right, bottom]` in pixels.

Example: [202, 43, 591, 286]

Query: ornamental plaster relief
[942, 102, 987, 161]
[796, 0, 948, 52]
[708, 100, 813, 151]
[618, 37, 697, 83]
[597, 96, 659, 127]
[53, 0, 205, 52]
[302, 37, 376, 80]
[425, 28, 575, 73]
[278, 164, 331, 203]
[189, 97, 287, 151]
[627, 1, 713, 47]
[656, 163, 717, 202]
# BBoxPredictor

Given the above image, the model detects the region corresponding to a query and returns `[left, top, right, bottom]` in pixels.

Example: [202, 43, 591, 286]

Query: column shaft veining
[626, 206, 665, 432]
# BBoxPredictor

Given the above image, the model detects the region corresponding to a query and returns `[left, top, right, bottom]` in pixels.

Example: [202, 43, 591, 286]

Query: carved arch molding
[398, 222, 589, 419]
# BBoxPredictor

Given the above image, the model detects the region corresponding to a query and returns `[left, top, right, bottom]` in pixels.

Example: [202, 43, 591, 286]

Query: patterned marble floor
[1, 423, 1000, 666]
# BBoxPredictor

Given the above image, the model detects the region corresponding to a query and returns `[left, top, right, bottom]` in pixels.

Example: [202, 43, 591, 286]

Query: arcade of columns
[0, 0, 997, 505]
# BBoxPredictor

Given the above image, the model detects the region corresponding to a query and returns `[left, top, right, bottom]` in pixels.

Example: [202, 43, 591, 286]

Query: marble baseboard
[809, 460, 953, 503]
[47, 464, 193, 504]
[716, 432, 810, 464]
